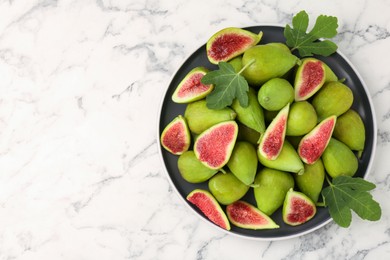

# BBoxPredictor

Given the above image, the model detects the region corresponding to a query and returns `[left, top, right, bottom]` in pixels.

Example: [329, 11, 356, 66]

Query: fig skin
[232, 87, 266, 134]
[178, 151, 218, 183]
[312, 81, 354, 122]
[258, 140, 304, 175]
[253, 167, 295, 216]
[227, 141, 258, 185]
[208, 172, 250, 205]
[333, 109, 366, 153]
[241, 44, 299, 86]
[294, 159, 325, 203]
[322, 138, 358, 178]
[184, 100, 236, 135]
[286, 101, 317, 136]
[258, 78, 294, 111]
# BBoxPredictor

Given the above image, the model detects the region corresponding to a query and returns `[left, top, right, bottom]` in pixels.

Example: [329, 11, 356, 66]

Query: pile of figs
[160, 27, 366, 231]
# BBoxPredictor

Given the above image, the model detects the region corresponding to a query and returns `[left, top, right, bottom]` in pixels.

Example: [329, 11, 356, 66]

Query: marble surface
[0, 0, 389, 259]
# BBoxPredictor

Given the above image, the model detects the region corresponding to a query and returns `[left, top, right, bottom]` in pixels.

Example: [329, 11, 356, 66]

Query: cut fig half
[294, 58, 326, 101]
[226, 201, 279, 230]
[258, 103, 290, 160]
[298, 115, 337, 164]
[160, 115, 191, 155]
[187, 189, 231, 230]
[172, 67, 213, 103]
[206, 27, 263, 64]
[283, 188, 316, 226]
[194, 121, 238, 170]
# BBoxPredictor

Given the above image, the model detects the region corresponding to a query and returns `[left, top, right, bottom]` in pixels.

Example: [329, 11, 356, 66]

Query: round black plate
[157, 26, 376, 240]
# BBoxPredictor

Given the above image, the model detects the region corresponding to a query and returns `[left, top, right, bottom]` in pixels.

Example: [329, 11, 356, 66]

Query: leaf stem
[238, 58, 255, 75]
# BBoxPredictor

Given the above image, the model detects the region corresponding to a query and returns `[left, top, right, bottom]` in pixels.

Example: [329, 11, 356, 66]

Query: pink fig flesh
[298, 115, 336, 164]
[226, 201, 279, 229]
[295, 59, 325, 101]
[206, 28, 262, 64]
[172, 67, 213, 103]
[194, 121, 238, 169]
[187, 189, 231, 230]
[160, 115, 190, 155]
[259, 104, 289, 160]
[283, 189, 316, 226]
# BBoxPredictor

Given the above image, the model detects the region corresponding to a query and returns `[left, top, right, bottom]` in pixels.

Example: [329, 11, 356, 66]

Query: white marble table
[0, 0, 389, 259]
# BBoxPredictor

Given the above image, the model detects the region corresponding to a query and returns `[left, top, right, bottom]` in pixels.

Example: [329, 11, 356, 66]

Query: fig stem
[325, 175, 333, 186]
[219, 168, 227, 174]
[316, 202, 325, 207]
[238, 58, 255, 75]
[338, 77, 346, 83]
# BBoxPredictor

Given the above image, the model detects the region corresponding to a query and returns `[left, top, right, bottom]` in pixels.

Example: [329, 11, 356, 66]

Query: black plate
[157, 26, 376, 240]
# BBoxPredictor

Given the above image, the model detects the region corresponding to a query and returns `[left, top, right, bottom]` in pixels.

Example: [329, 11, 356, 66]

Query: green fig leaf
[322, 176, 381, 228]
[284, 10, 338, 57]
[202, 62, 249, 110]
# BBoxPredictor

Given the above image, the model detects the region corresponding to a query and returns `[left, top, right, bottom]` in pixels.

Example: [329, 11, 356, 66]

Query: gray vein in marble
[112, 81, 138, 101]
[125, 139, 157, 171]
[377, 129, 390, 145]
[373, 82, 390, 98]
[3, 0, 58, 31]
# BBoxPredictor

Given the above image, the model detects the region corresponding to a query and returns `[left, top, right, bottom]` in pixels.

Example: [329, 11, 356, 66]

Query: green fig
[294, 159, 325, 203]
[253, 168, 295, 216]
[177, 151, 218, 183]
[237, 123, 261, 145]
[286, 101, 317, 136]
[227, 141, 258, 185]
[241, 44, 299, 86]
[232, 87, 266, 134]
[228, 56, 243, 73]
[258, 140, 304, 175]
[258, 78, 294, 111]
[266, 42, 291, 53]
[208, 172, 250, 205]
[206, 27, 263, 64]
[322, 138, 358, 178]
[184, 99, 236, 134]
[312, 81, 354, 121]
[323, 61, 338, 82]
[333, 109, 365, 154]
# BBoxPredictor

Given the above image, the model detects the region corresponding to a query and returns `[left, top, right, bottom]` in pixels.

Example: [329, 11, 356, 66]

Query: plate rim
[156, 24, 378, 241]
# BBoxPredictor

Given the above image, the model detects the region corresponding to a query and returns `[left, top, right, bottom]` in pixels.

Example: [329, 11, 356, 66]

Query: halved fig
[160, 115, 191, 155]
[298, 115, 337, 164]
[258, 103, 289, 160]
[194, 121, 238, 169]
[294, 58, 326, 101]
[226, 201, 279, 230]
[283, 188, 316, 226]
[206, 27, 263, 64]
[187, 189, 231, 230]
[172, 67, 213, 103]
